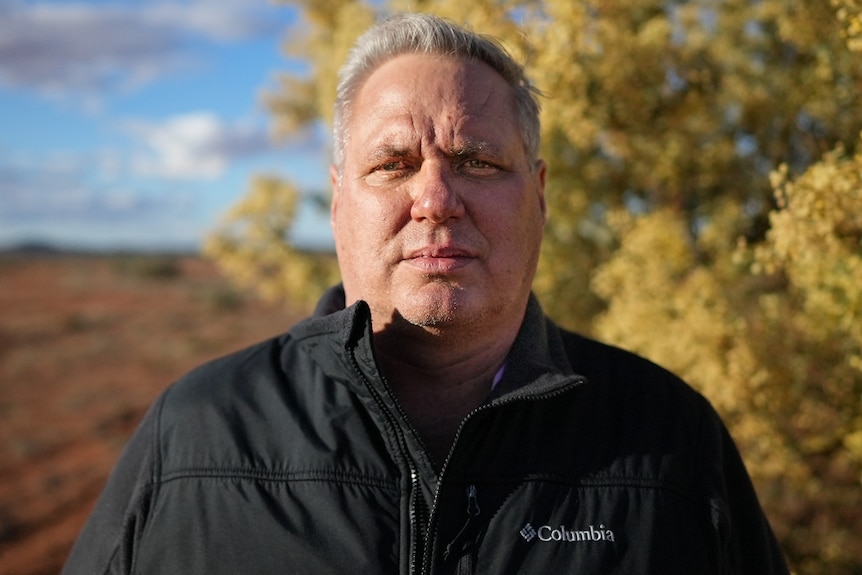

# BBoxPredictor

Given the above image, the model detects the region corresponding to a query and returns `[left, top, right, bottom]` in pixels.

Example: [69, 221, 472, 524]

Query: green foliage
[204, 1, 862, 571]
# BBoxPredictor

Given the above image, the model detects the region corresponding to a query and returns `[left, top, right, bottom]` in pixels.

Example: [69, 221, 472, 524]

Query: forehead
[348, 53, 519, 153]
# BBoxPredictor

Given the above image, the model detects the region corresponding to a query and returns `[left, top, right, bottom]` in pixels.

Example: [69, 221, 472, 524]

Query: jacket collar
[294, 284, 582, 400]
[489, 293, 583, 401]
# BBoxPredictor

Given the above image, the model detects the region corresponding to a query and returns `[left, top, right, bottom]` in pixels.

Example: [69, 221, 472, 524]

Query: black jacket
[63, 288, 789, 574]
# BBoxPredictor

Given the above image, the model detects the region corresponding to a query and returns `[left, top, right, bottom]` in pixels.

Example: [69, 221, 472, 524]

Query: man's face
[331, 53, 546, 334]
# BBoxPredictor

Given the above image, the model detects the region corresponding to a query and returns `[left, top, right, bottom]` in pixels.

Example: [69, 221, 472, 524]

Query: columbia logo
[521, 523, 616, 544]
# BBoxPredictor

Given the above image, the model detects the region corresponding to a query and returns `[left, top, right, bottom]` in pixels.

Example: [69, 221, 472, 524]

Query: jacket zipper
[346, 347, 429, 575]
[409, 468, 429, 574]
[346, 320, 585, 575]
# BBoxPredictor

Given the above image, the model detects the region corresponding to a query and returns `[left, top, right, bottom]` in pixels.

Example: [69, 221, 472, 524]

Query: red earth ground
[0, 254, 304, 575]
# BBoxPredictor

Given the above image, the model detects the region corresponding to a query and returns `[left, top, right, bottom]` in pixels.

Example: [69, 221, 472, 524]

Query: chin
[404, 283, 508, 332]
[398, 283, 467, 328]
[405, 309, 458, 329]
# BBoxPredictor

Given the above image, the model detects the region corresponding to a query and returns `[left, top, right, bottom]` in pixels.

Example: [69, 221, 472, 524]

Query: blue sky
[0, 0, 333, 252]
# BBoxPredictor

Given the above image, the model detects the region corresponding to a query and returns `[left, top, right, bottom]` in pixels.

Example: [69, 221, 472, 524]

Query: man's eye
[364, 161, 412, 185]
[379, 161, 407, 172]
[461, 159, 499, 174]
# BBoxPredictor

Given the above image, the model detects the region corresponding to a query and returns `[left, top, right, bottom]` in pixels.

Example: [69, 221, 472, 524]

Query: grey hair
[332, 12, 542, 172]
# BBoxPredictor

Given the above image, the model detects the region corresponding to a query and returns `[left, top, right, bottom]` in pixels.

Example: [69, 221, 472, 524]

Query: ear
[329, 164, 340, 228]
[535, 159, 548, 224]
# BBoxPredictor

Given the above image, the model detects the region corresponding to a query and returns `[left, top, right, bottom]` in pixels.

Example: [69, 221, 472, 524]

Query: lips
[404, 245, 477, 273]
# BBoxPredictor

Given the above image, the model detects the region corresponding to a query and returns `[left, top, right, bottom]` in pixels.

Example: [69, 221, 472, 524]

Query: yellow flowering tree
[203, 175, 339, 307]
[592, 147, 862, 571]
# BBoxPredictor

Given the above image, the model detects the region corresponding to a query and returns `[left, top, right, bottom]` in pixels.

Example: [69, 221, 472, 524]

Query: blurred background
[0, 0, 332, 253]
[2, 1, 862, 573]
[0, 1, 322, 573]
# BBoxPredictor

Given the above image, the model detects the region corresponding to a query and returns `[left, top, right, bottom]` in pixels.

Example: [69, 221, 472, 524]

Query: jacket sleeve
[704, 408, 790, 575]
[61, 393, 164, 575]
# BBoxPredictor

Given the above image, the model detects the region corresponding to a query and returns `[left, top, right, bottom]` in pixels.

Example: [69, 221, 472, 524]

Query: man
[63, 13, 789, 574]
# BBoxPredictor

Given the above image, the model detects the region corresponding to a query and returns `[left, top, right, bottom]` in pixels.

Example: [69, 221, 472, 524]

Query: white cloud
[145, 0, 283, 42]
[0, 118, 333, 250]
[0, 148, 204, 249]
[0, 150, 192, 220]
[125, 111, 274, 180]
[0, 0, 288, 96]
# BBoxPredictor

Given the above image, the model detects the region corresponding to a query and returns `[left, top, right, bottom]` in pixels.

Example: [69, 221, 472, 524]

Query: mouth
[404, 246, 477, 274]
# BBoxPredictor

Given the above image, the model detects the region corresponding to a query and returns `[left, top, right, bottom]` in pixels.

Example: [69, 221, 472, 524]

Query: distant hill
[0, 240, 198, 257]
[0, 241, 66, 256]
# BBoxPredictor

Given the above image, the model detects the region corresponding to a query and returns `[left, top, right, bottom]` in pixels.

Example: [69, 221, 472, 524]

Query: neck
[373, 320, 518, 468]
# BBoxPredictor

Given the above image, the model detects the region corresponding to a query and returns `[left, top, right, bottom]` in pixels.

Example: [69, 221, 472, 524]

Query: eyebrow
[449, 141, 494, 157]
[368, 145, 412, 162]
[364, 138, 501, 164]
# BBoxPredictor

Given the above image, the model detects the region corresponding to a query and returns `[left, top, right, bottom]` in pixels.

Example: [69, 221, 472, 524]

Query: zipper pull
[444, 485, 481, 562]
[466, 484, 480, 517]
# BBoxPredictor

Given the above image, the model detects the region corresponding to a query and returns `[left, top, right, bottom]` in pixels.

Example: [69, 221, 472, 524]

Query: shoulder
[559, 328, 705, 402]
[555, 327, 721, 447]
[151, 334, 309, 461]
[553, 328, 740, 492]
[152, 300, 367, 445]
[149, 315, 364, 471]
[163, 334, 292, 409]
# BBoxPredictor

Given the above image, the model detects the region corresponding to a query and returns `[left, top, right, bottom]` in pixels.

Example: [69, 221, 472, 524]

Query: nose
[409, 162, 465, 223]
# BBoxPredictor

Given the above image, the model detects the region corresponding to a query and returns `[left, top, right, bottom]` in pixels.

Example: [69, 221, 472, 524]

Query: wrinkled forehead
[359, 53, 514, 106]
[348, 54, 519, 147]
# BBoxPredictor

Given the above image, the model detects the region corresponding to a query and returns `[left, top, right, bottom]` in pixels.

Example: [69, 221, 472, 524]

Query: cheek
[333, 194, 407, 257]
[483, 201, 545, 279]
[481, 191, 544, 242]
